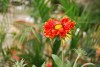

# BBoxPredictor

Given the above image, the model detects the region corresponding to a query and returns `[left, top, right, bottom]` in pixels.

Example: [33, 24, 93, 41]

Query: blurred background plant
[0, 0, 100, 67]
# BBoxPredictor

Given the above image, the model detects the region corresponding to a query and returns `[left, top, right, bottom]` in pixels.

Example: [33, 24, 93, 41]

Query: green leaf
[65, 61, 71, 67]
[31, 0, 50, 22]
[32, 65, 37, 67]
[52, 54, 62, 67]
[13, 59, 27, 67]
[74, 49, 87, 56]
[59, 0, 79, 19]
[41, 62, 45, 67]
[31, 27, 40, 42]
[2, 0, 9, 13]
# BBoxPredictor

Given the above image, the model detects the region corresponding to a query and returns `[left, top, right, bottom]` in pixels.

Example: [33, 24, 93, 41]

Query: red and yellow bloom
[43, 16, 75, 38]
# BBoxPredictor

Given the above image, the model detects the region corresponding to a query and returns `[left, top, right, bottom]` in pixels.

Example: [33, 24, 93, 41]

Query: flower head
[43, 16, 75, 38]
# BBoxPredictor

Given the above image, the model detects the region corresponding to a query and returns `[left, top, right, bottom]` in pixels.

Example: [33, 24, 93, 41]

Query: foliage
[52, 49, 94, 67]
[0, 0, 9, 13]
[13, 59, 26, 67]
[30, 0, 51, 22]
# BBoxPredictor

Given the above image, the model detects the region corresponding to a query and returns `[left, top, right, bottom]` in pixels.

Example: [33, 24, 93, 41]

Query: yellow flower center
[55, 24, 62, 30]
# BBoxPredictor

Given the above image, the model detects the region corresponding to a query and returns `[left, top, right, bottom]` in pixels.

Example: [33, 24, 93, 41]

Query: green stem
[81, 63, 94, 67]
[49, 39, 53, 64]
[61, 39, 64, 67]
[73, 55, 80, 67]
[50, 38, 53, 47]
[50, 39, 53, 57]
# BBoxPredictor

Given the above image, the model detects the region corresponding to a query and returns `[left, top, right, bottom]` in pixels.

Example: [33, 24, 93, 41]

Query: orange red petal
[43, 16, 75, 38]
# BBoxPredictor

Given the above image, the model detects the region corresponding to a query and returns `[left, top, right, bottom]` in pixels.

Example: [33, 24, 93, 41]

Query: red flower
[43, 16, 75, 38]
[11, 50, 20, 61]
[46, 63, 52, 67]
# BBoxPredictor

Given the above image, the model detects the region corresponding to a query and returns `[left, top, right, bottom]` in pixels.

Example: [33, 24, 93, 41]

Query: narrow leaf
[52, 54, 62, 67]
[41, 62, 45, 67]
[32, 65, 37, 67]
[31, 28, 40, 42]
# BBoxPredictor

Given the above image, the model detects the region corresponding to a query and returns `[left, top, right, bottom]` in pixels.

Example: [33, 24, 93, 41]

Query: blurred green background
[0, 0, 100, 67]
